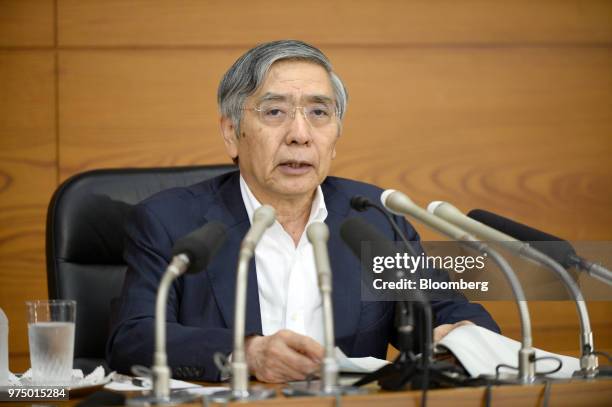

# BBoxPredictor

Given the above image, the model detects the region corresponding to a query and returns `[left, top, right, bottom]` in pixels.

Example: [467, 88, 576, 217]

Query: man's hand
[244, 329, 324, 383]
[433, 320, 474, 343]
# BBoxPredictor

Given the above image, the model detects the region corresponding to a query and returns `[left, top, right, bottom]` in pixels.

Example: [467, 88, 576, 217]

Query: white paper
[335, 347, 390, 373]
[185, 386, 230, 396]
[438, 325, 580, 379]
[104, 376, 202, 392]
[12, 366, 109, 388]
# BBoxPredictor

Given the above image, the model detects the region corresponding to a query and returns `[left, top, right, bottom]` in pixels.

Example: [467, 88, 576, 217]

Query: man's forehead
[253, 60, 334, 98]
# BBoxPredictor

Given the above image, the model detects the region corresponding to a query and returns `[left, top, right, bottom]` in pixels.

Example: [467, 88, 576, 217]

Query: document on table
[105, 374, 225, 392]
[437, 324, 580, 379]
[335, 347, 390, 373]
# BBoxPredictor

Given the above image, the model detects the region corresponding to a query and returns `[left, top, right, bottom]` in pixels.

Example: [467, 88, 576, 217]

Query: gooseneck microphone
[429, 203, 598, 374]
[348, 196, 425, 355]
[467, 209, 612, 286]
[340, 218, 434, 380]
[129, 221, 228, 406]
[306, 222, 338, 394]
[350, 195, 420, 257]
[381, 190, 537, 383]
[211, 205, 276, 403]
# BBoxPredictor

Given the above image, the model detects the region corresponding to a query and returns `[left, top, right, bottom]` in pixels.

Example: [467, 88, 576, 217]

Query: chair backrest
[45, 165, 236, 368]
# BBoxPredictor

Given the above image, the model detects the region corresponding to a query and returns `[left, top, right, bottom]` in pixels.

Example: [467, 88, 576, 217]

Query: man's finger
[279, 330, 325, 361]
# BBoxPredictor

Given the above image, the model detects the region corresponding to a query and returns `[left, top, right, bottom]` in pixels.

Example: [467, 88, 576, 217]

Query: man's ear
[220, 116, 239, 160]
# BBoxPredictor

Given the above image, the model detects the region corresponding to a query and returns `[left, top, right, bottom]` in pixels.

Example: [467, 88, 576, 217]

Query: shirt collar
[239, 174, 328, 226]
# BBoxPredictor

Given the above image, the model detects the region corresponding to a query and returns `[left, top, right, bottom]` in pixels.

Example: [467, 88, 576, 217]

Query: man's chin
[273, 180, 319, 198]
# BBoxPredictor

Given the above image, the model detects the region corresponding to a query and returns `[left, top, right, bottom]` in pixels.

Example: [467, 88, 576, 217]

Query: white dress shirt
[239, 175, 328, 345]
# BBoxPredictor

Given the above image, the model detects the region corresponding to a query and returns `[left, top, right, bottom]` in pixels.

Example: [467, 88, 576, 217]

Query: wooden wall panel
[0, 51, 57, 371]
[57, 0, 612, 47]
[59, 48, 612, 227]
[57, 50, 241, 180]
[0, 0, 55, 47]
[328, 47, 612, 241]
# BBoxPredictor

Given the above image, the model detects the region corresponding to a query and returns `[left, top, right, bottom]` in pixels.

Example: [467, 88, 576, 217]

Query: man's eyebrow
[257, 93, 289, 102]
[306, 95, 334, 104]
[257, 93, 335, 104]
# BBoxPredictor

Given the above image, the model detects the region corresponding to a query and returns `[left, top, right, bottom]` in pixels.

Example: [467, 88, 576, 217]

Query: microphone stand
[283, 222, 365, 397]
[431, 203, 606, 378]
[128, 255, 201, 405]
[512, 244, 600, 377]
[462, 240, 537, 384]
[381, 191, 537, 384]
[210, 206, 276, 403]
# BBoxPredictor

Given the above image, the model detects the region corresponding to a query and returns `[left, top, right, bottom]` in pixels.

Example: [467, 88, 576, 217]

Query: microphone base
[573, 365, 612, 379]
[477, 373, 546, 385]
[208, 386, 276, 403]
[127, 390, 200, 406]
[282, 381, 366, 397]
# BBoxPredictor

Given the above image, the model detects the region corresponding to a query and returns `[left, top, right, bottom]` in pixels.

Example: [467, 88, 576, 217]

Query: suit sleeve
[106, 203, 234, 382]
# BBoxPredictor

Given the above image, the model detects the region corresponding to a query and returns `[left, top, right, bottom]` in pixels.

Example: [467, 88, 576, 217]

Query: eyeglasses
[244, 101, 338, 128]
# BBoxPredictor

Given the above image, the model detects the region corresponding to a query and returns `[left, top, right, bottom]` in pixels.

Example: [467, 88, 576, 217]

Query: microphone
[350, 195, 420, 258]
[429, 202, 599, 377]
[131, 221, 227, 405]
[171, 221, 229, 274]
[381, 190, 537, 383]
[467, 209, 612, 286]
[340, 217, 432, 362]
[283, 221, 367, 398]
[212, 205, 276, 403]
[348, 196, 423, 353]
[306, 222, 338, 394]
[340, 217, 466, 395]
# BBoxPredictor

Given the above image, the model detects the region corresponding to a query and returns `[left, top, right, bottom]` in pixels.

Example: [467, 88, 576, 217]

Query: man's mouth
[278, 160, 313, 174]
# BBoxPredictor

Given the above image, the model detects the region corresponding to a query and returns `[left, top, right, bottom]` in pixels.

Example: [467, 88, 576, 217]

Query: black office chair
[45, 165, 236, 373]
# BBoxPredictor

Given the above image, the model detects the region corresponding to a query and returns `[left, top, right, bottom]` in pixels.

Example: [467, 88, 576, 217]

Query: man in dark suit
[107, 40, 499, 382]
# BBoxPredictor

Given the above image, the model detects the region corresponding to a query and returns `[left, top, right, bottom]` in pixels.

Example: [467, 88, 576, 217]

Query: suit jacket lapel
[321, 180, 362, 340]
[200, 172, 263, 334]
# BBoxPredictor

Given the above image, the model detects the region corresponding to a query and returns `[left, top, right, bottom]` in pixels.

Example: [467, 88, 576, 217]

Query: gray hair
[217, 40, 348, 137]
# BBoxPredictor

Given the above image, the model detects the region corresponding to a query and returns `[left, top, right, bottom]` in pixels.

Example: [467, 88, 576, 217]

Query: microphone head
[380, 189, 396, 209]
[340, 217, 389, 259]
[467, 209, 578, 268]
[350, 195, 372, 212]
[381, 189, 416, 216]
[307, 221, 329, 243]
[427, 200, 466, 218]
[171, 221, 228, 274]
[253, 205, 276, 227]
[426, 200, 444, 214]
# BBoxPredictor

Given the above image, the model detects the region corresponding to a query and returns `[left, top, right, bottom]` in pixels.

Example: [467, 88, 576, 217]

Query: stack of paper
[438, 325, 580, 379]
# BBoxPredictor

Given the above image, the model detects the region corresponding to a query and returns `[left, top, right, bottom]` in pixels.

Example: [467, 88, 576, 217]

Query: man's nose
[285, 107, 313, 145]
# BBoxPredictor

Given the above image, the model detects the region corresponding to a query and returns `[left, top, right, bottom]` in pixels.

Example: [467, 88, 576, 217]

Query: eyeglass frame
[242, 101, 340, 128]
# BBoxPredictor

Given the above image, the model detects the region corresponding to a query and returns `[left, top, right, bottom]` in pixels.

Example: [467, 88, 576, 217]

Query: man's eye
[309, 106, 331, 117]
[264, 108, 286, 117]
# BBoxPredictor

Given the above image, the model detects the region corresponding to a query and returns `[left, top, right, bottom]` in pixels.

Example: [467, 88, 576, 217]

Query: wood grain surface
[0, 0, 55, 48]
[0, 51, 57, 370]
[56, 0, 612, 46]
[0, 0, 610, 373]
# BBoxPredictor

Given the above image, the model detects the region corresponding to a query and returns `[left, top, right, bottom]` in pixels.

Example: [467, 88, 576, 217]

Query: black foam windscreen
[340, 216, 390, 258]
[171, 221, 227, 274]
[467, 209, 578, 268]
[350, 195, 373, 212]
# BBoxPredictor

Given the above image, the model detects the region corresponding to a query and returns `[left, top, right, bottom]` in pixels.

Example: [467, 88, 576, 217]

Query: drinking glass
[26, 300, 76, 385]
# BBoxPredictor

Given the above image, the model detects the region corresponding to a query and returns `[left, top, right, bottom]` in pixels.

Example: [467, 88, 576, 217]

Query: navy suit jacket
[106, 171, 499, 381]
